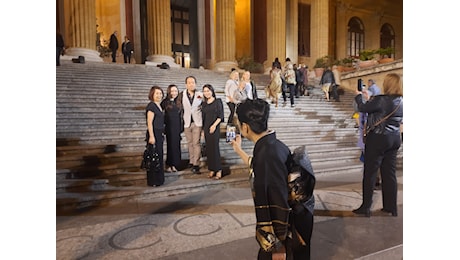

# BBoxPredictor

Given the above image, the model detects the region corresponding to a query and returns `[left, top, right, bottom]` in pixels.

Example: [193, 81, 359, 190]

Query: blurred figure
[56, 32, 65, 66]
[319, 67, 335, 101]
[224, 70, 239, 125]
[109, 31, 119, 62]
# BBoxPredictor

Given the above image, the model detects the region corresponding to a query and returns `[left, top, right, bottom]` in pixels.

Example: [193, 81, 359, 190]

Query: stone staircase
[56, 61, 402, 213]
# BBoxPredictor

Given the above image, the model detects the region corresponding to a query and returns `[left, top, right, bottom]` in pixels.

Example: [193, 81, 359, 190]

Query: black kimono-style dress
[161, 98, 182, 169]
[201, 98, 224, 172]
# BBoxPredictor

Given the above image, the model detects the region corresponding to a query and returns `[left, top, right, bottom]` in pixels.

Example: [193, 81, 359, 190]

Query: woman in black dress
[161, 84, 183, 172]
[201, 84, 224, 179]
[145, 86, 165, 187]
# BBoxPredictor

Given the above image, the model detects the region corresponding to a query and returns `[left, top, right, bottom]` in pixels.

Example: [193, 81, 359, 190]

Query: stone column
[310, 0, 329, 66]
[145, 0, 178, 67]
[63, 0, 102, 62]
[264, 0, 286, 73]
[214, 0, 238, 72]
[286, 0, 298, 64]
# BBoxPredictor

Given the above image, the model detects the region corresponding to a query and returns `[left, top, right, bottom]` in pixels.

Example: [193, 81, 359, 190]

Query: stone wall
[339, 60, 403, 94]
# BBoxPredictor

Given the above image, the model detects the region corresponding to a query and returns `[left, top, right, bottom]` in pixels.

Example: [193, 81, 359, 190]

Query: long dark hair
[162, 84, 183, 110]
[202, 84, 216, 100]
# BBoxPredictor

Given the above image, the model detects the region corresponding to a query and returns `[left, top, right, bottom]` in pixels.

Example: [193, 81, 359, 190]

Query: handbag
[140, 144, 160, 171]
[363, 100, 402, 143]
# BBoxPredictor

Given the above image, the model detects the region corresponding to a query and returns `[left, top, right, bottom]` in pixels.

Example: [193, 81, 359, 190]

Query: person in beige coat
[180, 76, 203, 174]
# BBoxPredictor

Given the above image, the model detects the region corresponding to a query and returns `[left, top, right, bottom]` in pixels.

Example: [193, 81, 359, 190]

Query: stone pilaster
[310, 0, 329, 65]
[63, 0, 102, 62]
[214, 0, 238, 72]
[264, 0, 286, 73]
[145, 0, 178, 67]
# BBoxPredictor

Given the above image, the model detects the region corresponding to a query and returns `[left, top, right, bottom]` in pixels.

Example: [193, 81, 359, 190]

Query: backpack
[287, 145, 316, 214]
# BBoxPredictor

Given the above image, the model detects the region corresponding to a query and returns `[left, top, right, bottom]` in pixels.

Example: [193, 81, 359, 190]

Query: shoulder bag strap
[365, 99, 402, 135]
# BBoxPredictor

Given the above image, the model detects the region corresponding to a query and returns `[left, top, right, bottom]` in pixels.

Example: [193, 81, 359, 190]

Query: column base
[214, 61, 239, 72]
[145, 55, 180, 68]
[62, 48, 103, 62]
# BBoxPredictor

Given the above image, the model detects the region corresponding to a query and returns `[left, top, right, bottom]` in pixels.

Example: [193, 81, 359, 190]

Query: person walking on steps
[109, 31, 119, 63]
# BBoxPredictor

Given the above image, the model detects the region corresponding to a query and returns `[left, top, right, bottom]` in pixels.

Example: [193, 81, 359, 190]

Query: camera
[226, 125, 236, 143]
[357, 78, 366, 91]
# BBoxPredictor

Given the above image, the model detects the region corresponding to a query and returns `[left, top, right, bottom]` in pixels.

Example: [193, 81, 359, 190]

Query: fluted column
[310, 0, 329, 66]
[145, 0, 177, 67]
[214, 0, 238, 72]
[286, 0, 298, 64]
[264, 0, 286, 73]
[63, 0, 102, 62]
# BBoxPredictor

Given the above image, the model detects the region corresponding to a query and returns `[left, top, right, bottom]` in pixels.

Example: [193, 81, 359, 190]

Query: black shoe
[352, 207, 371, 217]
[187, 163, 193, 169]
[381, 208, 398, 217]
[192, 166, 201, 174]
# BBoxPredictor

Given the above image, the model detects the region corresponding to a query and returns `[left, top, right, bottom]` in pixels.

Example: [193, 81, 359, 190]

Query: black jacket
[355, 94, 403, 135]
[319, 69, 335, 85]
[109, 34, 119, 51]
[122, 41, 133, 54]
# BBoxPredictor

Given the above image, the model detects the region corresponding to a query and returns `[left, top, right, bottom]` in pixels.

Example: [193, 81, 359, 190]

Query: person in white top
[224, 70, 239, 125]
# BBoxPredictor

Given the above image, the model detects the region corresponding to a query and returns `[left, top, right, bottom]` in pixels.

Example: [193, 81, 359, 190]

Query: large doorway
[171, 5, 191, 68]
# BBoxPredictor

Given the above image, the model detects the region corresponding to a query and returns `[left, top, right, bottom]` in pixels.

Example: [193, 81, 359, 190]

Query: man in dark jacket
[122, 35, 134, 64]
[109, 31, 119, 63]
[319, 67, 335, 101]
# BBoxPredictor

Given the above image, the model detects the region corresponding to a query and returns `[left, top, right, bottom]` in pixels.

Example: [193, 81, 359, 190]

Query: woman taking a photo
[352, 73, 403, 217]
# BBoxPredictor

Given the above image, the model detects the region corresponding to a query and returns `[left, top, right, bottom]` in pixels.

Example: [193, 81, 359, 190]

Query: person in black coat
[160, 84, 183, 173]
[230, 99, 315, 260]
[352, 73, 403, 217]
[109, 31, 119, 63]
[122, 35, 134, 64]
[56, 32, 64, 66]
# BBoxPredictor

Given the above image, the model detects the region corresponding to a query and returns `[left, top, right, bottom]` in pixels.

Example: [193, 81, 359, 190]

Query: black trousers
[361, 132, 401, 212]
[227, 102, 236, 125]
[123, 52, 132, 63]
[330, 84, 340, 100]
[56, 47, 63, 66]
[111, 49, 117, 62]
[257, 207, 314, 260]
[282, 83, 295, 105]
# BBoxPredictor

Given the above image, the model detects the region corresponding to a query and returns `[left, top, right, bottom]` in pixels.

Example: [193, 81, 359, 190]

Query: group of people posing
[145, 70, 259, 187]
[144, 68, 403, 259]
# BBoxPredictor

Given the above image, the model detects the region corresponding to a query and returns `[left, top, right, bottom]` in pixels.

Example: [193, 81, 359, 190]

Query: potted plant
[376, 47, 395, 63]
[358, 49, 378, 68]
[313, 55, 329, 77]
[339, 57, 355, 72]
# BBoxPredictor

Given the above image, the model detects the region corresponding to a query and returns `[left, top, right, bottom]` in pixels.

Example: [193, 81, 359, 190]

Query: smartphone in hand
[226, 125, 236, 143]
